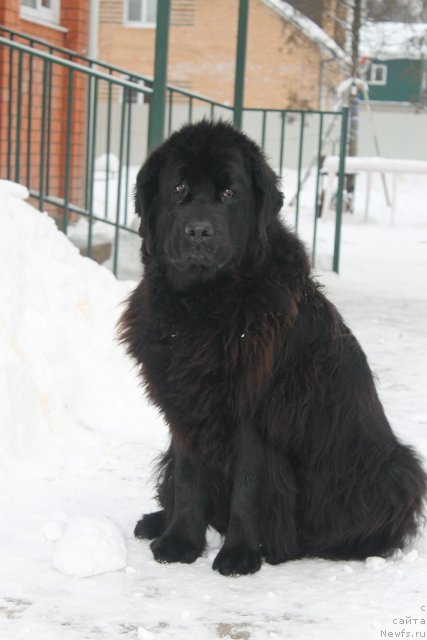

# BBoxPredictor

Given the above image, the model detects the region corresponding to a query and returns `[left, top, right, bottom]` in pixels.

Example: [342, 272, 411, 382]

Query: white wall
[357, 108, 427, 161]
[95, 102, 427, 172]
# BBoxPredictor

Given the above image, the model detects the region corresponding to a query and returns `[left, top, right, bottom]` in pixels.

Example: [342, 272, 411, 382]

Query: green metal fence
[0, 35, 153, 277]
[0, 28, 348, 277]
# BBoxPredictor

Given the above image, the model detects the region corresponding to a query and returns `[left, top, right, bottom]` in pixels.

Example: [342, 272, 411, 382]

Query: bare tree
[366, 0, 427, 22]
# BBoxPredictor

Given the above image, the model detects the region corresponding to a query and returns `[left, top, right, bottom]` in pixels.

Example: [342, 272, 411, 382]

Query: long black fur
[119, 120, 426, 576]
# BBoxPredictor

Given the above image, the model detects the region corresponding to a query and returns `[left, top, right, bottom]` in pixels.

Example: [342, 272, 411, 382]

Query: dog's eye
[175, 183, 186, 194]
[222, 189, 234, 199]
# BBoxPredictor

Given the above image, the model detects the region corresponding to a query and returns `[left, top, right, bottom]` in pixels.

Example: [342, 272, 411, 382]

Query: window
[20, 0, 60, 24]
[125, 0, 157, 27]
[367, 63, 388, 86]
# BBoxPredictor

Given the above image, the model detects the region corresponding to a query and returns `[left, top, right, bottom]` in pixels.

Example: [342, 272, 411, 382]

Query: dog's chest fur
[120, 275, 299, 454]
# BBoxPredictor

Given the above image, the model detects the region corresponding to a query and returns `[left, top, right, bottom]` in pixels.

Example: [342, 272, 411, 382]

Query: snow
[138, 627, 155, 640]
[52, 517, 127, 578]
[0, 176, 426, 638]
[323, 156, 427, 174]
[42, 519, 67, 543]
[365, 556, 387, 570]
[360, 21, 427, 60]
[95, 153, 120, 176]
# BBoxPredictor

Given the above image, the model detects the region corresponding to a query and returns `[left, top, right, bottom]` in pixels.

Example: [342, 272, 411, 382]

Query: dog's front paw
[150, 532, 202, 564]
[213, 546, 262, 576]
[134, 511, 165, 540]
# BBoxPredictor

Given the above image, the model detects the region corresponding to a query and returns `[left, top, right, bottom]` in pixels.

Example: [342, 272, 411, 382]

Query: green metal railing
[166, 85, 234, 133]
[0, 29, 348, 276]
[0, 35, 152, 276]
[242, 107, 346, 229]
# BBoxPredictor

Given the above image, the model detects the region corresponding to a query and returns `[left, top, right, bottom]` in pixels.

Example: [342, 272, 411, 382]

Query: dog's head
[134, 120, 283, 288]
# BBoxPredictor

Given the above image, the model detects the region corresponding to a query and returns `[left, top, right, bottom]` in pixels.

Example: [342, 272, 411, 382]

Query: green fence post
[39, 60, 49, 212]
[167, 89, 174, 134]
[26, 55, 33, 189]
[15, 52, 23, 183]
[278, 111, 286, 179]
[332, 107, 349, 274]
[63, 68, 74, 235]
[261, 110, 267, 149]
[294, 111, 305, 232]
[312, 113, 324, 267]
[147, 0, 171, 150]
[7, 47, 14, 180]
[233, 0, 249, 129]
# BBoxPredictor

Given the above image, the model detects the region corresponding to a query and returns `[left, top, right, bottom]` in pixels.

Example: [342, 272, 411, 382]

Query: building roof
[262, 0, 347, 61]
[360, 22, 427, 61]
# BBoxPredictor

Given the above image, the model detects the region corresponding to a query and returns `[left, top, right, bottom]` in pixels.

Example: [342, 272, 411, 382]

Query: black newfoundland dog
[119, 120, 426, 576]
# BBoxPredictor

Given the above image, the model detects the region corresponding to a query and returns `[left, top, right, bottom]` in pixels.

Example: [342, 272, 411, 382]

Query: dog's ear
[248, 143, 284, 236]
[134, 145, 166, 239]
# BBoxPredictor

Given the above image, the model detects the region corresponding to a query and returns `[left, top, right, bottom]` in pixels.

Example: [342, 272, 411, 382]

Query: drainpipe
[88, 0, 100, 59]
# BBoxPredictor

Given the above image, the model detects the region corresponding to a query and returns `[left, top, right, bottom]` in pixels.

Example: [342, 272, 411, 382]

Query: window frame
[124, 0, 157, 28]
[367, 63, 388, 86]
[20, 0, 60, 25]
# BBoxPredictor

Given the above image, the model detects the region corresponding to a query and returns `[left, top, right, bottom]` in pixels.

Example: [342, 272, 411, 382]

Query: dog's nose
[184, 220, 214, 240]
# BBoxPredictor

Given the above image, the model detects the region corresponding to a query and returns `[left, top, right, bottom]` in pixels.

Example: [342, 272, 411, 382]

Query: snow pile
[0, 179, 148, 467]
[52, 517, 127, 578]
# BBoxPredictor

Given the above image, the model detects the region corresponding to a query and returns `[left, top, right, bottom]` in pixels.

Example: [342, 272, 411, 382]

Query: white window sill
[123, 22, 156, 29]
[20, 12, 68, 33]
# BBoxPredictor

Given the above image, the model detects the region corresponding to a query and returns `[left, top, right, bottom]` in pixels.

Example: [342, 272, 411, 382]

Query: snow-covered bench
[321, 156, 427, 224]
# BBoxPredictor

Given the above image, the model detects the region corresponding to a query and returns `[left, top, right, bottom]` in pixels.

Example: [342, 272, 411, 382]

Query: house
[0, 0, 88, 52]
[0, 0, 89, 208]
[360, 21, 427, 107]
[97, 0, 347, 110]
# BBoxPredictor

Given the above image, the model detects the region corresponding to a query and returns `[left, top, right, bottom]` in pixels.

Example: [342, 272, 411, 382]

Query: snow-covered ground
[0, 174, 426, 640]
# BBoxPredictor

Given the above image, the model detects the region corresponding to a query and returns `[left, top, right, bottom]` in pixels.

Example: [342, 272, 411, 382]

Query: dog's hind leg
[261, 449, 301, 564]
[311, 442, 426, 560]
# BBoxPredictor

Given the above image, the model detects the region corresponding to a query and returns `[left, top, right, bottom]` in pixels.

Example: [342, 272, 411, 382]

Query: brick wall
[0, 0, 89, 213]
[247, 1, 320, 109]
[98, 0, 344, 109]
